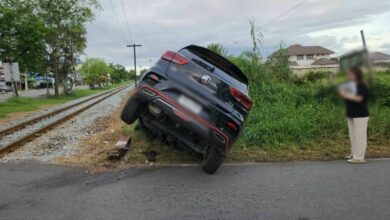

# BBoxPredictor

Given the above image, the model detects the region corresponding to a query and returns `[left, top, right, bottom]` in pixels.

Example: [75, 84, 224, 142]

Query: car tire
[201, 147, 225, 174]
[120, 97, 145, 124]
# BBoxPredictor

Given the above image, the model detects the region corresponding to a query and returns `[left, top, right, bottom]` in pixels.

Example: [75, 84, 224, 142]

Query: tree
[270, 43, 291, 81]
[129, 69, 136, 80]
[1, 0, 100, 96]
[140, 68, 148, 75]
[0, 0, 49, 96]
[35, 0, 100, 95]
[0, 0, 47, 74]
[79, 58, 111, 88]
[59, 23, 88, 94]
[207, 43, 229, 57]
[109, 63, 130, 83]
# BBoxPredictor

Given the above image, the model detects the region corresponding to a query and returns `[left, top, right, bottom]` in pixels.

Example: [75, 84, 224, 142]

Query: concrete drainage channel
[0, 85, 131, 160]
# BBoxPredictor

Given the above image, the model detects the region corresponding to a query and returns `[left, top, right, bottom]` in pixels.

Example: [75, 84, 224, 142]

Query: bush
[305, 71, 327, 83]
[239, 82, 346, 147]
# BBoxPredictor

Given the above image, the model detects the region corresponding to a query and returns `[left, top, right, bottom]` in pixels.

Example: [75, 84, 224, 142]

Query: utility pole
[126, 44, 142, 86]
[360, 30, 374, 85]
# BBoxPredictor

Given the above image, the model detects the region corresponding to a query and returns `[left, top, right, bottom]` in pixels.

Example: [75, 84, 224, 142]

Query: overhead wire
[225, 0, 311, 49]
[120, 0, 134, 44]
[108, 0, 128, 44]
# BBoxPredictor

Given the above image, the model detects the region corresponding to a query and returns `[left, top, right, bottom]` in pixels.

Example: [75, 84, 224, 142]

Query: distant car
[0, 83, 12, 93]
[121, 45, 252, 174]
[28, 74, 54, 88]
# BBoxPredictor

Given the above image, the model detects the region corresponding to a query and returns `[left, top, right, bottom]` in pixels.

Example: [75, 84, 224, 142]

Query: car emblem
[201, 75, 211, 85]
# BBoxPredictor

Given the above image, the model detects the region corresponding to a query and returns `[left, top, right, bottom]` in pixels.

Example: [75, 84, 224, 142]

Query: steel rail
[0, 86, 126, 138]
[0, 85, 129, 155]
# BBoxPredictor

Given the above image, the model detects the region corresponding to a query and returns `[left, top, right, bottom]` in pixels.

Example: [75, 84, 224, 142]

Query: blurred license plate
[178, 95, 202, 114]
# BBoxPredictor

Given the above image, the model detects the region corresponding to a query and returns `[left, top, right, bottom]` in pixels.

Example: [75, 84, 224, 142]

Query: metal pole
[126, 44, 142, 86]
[133, 45, 137, 86]
[360, 30, 367, 49]
[360, 30, 374, 85]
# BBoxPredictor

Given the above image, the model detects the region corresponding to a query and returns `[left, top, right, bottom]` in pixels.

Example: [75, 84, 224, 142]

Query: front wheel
[201, 147, 225, 174]
[120, 97, 145, 124]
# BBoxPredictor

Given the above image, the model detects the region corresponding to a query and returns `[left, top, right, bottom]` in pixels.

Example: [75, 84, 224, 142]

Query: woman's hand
[338, 89, 346, 98]
[338, 89, 363, 102]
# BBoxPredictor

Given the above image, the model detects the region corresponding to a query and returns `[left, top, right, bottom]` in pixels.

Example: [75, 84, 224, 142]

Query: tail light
[162, 51, 189, 65]
[148, 73, 159, 81]
[229, 87, 253, 110]
[222, 121, 239, 137]
[226, 121, 238, 130]
[143, 73, 160, 85]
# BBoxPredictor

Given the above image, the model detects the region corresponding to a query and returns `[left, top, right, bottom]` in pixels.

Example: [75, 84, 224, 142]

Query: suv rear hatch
[164, 45, 251, 117]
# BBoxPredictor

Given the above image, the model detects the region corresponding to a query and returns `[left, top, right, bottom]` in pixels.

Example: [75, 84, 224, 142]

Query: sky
[84, 0, 390, 70]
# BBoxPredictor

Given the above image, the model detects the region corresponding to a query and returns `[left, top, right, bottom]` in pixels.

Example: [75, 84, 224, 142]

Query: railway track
[0, 85, 130, 156]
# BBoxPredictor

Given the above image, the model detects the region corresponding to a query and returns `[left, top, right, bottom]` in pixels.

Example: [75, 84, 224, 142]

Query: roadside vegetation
[79, 58, 136, 88]
[229, 70, 390, 161]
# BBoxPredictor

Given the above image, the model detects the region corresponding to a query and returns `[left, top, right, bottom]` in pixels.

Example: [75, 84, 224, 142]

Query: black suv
[121, 45, 252, 174]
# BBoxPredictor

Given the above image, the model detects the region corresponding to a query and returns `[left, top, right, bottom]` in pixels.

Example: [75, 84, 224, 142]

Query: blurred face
[347, 70, 356, 81]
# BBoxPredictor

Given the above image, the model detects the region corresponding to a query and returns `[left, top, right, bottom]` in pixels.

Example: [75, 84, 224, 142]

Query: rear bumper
[135, 85, 231, 155]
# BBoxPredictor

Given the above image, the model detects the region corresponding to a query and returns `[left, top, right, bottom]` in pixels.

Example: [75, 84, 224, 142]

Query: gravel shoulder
[0, 86, 133, 163]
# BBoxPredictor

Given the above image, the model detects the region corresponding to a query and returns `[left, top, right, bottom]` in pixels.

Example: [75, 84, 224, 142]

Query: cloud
[380, 43, 390, 54]
[85, 0, 390, 67]
[382, 43, 390, 49]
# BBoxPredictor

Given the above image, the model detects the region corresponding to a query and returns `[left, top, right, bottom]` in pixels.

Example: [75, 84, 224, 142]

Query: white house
[269, 44, 339, 74]
[370, 51, 390, 71]
[371, 51, 390, 63]
[339, 50, 390, 71]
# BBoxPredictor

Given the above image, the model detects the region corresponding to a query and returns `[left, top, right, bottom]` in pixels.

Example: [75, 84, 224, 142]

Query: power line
[226, 0, 310, 48]
[120, 0, 133, 44]
[108, 0, 128, 44]
[261, 0, 310, 28]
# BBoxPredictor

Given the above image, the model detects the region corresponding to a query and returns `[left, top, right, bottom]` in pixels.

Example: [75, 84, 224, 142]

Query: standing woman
[338, 67, 369, 163]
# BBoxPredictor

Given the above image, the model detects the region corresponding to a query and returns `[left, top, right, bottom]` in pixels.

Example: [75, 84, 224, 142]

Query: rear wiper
[192, 58, 215, 73]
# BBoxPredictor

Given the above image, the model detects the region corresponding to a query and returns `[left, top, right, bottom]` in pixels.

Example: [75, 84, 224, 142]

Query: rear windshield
[182, 45, 249, 86]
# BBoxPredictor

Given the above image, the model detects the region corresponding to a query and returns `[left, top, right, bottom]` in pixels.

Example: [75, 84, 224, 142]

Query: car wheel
[120, 97, 145, 124]
[201, 147, 225, 174]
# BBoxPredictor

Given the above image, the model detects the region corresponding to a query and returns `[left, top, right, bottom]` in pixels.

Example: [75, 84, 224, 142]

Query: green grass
[225, 71, 390, 161]
[0, 84, 126, 119]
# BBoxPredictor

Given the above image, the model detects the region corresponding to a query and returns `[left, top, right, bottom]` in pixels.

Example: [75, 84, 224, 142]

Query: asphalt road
[0, 160, 389, 220]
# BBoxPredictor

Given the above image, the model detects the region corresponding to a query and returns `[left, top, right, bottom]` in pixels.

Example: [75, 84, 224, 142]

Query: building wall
[289, 54, 331, 66]
[373, 59, 390, 63]
[290, 65, 339, 76]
